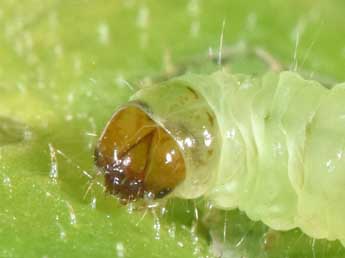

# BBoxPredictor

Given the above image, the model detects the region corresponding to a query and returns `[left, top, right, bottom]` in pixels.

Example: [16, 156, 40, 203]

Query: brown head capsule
[95, 104, 186, 202]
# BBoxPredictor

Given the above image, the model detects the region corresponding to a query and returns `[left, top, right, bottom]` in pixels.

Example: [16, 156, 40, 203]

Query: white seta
[129, 70, 345, 246]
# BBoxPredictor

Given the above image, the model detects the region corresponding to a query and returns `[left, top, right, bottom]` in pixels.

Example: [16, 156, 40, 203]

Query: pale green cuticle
[164, 70, 345, 246]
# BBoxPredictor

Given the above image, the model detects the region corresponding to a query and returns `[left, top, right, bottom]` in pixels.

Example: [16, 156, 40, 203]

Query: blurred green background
[1, 0, 345, 257]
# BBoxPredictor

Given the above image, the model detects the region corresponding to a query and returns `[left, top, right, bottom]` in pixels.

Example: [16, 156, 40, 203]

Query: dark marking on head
[206, 111, 214, 126]
[186, 86, 199, 99]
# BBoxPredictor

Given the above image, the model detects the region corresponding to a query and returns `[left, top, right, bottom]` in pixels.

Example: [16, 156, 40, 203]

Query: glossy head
[95, 105, 186, 202]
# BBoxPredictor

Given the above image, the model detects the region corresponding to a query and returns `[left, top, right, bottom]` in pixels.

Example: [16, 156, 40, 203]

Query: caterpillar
[94, 69, 345, 246]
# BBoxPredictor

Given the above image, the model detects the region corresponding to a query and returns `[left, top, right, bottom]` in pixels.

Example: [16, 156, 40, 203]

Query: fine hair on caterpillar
[95, 69, 345, 247]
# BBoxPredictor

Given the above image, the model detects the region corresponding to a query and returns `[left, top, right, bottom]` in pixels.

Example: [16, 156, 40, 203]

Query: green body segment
[174, 70, 345, 245]
[130, 70, 345, 245]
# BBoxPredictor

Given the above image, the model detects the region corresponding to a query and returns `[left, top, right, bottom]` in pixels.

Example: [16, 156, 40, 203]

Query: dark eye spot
[156, 188, 172, 199]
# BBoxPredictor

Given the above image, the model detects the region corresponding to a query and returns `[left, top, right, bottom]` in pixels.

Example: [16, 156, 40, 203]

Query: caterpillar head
[95, 104, 186, 202]
[95, 79, 221, 203]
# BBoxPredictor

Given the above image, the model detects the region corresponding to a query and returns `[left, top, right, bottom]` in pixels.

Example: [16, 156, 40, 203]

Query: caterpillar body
[95, 70, 345, 246]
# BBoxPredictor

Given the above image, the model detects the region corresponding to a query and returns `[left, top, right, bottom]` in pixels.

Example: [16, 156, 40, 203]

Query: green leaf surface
[1, 0, 345, 257]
